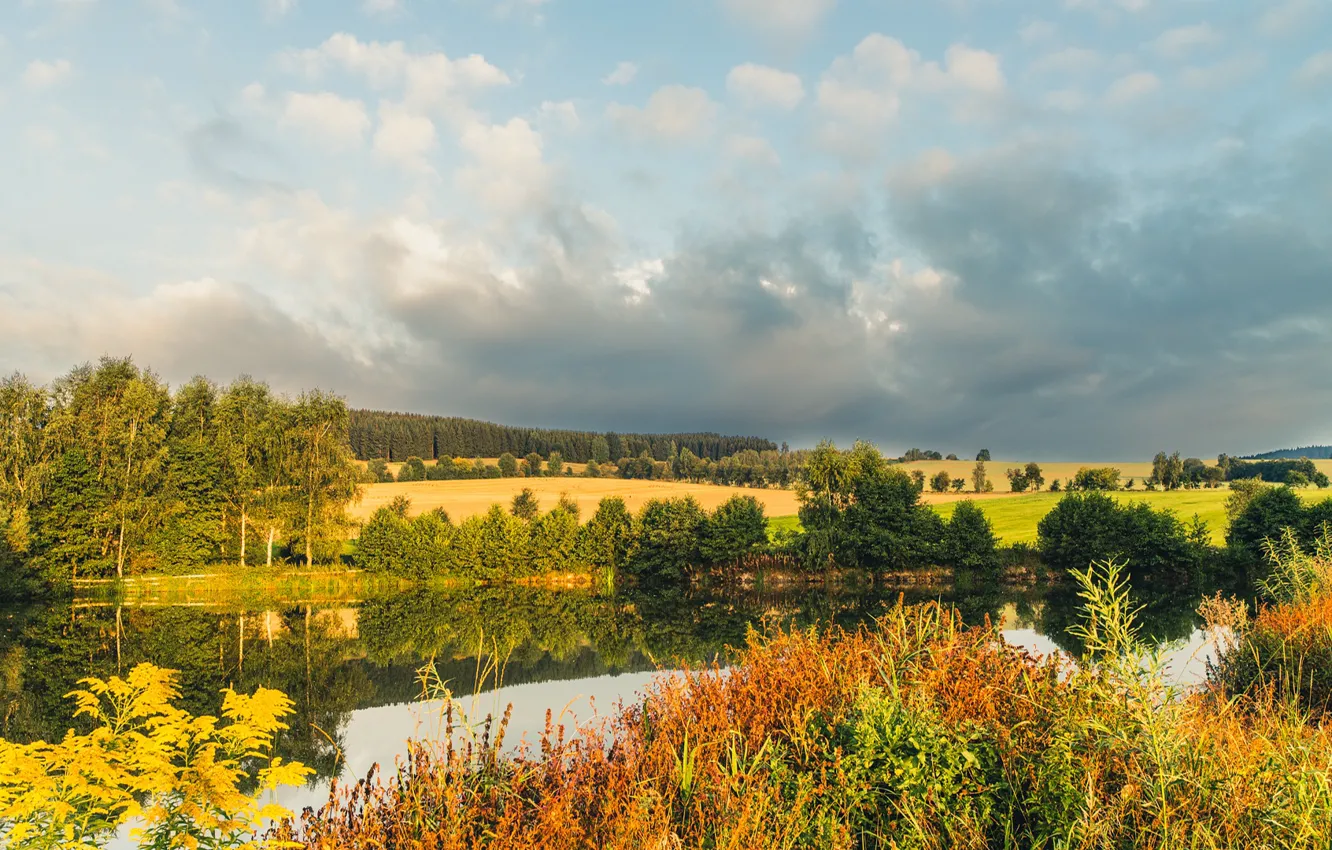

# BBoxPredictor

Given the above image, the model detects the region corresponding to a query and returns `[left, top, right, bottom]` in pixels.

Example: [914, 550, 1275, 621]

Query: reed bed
[277, 561, 1332, 850]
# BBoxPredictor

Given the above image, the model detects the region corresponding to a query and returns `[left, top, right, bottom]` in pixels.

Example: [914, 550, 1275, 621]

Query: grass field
[898, 458, 1332, 493]
[352, 478, 802, 524]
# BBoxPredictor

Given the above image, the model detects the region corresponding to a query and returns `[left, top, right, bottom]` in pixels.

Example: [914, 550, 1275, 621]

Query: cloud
[721, 0, 836, 39]
[362, 0, 399, 13]
[1151, 23, 1223, 60]
[607, 85, 719, 142]
[22, 59, 73, 89]
[1295, 51, 1332, 87]
[1104, 71, 1160, 105]
[373, 102, 437, 171]
[725, 134, 781, 168]
[456, 118, 550, 212]
[1180, 52, 1265, 90]
[727, 63, 805, 110]
[602, 61, 638, 86]
[538, 100, 579, 131]
[1029, 47, 1103, 76]
[1259, 0, 1321, 37]
[1019, 20, 1057, 44]
[282, 91, 371, 147]
[263, 0, 296, 18]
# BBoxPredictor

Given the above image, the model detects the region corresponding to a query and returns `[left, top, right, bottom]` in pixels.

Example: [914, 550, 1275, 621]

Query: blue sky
[1, 0, 1330, 457]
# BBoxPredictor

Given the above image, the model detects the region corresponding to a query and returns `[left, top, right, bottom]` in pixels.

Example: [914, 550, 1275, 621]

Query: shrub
[700, 494, 768, 567]
[0, 664, 309, 849]
[942, 500, 999, 573]
[1227, 486, 1306, 559]
[930, 470, 952, 493]
[397, 456, 427, 482]
[510, 488, 540, 520]
[627, 497, 706, 581]
[577, 497, 636, 578]
[366, 457, 394, 483]
[529, 506, 580, 575]
[354, 496, 415, 574]
[497, 452, 517, 478]
[1068, 466, 1121, 491]
[451, 505, 532, 581]
[1037, 492, 1200, 582]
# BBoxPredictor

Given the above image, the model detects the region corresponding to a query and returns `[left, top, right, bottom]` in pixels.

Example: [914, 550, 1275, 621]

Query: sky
[1, 0, 1330, 459]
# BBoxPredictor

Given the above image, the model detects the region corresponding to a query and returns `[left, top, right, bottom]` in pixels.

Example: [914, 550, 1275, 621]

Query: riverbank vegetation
[276, 560, 1332, 850]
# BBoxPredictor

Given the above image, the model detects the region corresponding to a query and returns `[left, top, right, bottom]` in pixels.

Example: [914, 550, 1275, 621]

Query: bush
[396, 456, 427, 482]
[529, 506, 580, 575]
[577, 497, 636, 578]
[1068, 467, 1121, 491]
[451, 505, 532, 580]
[627, 497, 706, 581]
[510, 488, 540, 520]
[700, 495, 767, 567]
[942, 501, 999, 573]
[1037, 492, 1200, 582]
[497, 452, 517, 477]
[1227, 486, 1306, 560]
[366, 457, 394, 483]
[353, 496, 415, 574]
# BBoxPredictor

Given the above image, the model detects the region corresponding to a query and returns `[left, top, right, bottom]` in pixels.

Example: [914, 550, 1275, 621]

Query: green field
[771, 488, 1331, 547]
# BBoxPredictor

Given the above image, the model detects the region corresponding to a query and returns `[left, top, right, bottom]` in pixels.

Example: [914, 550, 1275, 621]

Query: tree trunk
[116, 523, 125, 580]
[305, 492, 315, 568]
[267, 526, 275, 567]
[239, 613, 245, 674]
[240, 506, 247, 566]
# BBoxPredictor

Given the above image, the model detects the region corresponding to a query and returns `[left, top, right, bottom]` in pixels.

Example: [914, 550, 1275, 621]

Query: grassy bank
[71, 567, 414, 608]
[279, 564, 1332, 849]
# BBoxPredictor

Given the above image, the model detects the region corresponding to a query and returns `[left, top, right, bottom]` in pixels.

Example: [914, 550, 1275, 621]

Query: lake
[0, 578, 1227, 817]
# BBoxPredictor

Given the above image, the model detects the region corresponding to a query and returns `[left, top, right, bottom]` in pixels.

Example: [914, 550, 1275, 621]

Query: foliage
[627, 497, 707, 581]
[0, 663, 310, 849]
[970, 460, 987, 493]
[396, 457, 427, 483]
[509, 488, 539, 521]
[1068, 466, 1121, 491]
[929, 470, 951, 493]
[1226, 485, 1330, 561]
[700, 495, 768, 566]
[496, 453, 517, 478]
[279, 578, 1332, 850]
[1037, 492, 1204, 583]
[942, 501, 999, 574]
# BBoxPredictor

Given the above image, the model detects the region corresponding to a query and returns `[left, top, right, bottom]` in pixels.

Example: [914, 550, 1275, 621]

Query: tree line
[1147, 452, 1330, 490]
[354, 491, 772, 583]
[346, 409, 777, 464]
[0, 358, 362, 595]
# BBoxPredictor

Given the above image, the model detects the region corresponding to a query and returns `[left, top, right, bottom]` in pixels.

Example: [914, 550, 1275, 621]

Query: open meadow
[351, 477, 803, 523]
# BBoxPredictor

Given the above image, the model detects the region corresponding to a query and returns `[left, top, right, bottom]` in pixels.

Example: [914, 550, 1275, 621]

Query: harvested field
[351, 478, 801, 523]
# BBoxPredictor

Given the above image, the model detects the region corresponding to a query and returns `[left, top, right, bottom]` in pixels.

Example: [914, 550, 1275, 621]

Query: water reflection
[1, 576, 1241, 791]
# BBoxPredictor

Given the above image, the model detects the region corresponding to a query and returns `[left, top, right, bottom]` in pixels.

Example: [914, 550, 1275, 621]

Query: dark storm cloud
[355, 127, 1332, 458]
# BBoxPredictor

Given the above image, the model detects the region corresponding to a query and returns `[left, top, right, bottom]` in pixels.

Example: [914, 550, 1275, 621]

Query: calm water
[0, 579, 1228, 816]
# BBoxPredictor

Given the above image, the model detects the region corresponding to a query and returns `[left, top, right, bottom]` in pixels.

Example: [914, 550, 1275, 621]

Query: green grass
[775, 489, 1331, 547]
[767, 514, 803, 541]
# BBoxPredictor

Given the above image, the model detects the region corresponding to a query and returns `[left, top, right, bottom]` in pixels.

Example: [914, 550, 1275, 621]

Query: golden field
[351, 477, 802, 523]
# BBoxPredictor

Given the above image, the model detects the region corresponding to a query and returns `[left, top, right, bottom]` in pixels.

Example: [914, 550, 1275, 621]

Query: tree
[510, 488, 540, 520]
[1069, 467, 1121, 492]
[0, 373, 52, 564]
[353, 496, 415, 575]
[942, 501, 999, 573]
[945, 454, 959, 461]
[397, 457, 427, 482]
[930, 470, 952, 493]
[584, 459, 601, 478]
[950, 478, 966, 493]
[285, 390, 360, 567]
[546, 451, 564, 478]
[577, 497, 635, 578]
[1049, 479, 1062, 493]
[1315, 472, 1331, 489]
[497, 452, 518, 477]
[1151, 451, 1184, 490]
[1226, 486, 1306, 559]
[1287, 471, 1310, 488]
[590, 435, 611, 465]
[1005, 468, 1030, 493]
[838, 454, 944, 572]
[628, 497, 706, 581]
[523, 452, 544, 477]
[910, 470, 926, 491]
[971, 461, 988, 494]
[976, 449, 991, 462]
[1023, 462, 1044, 492]
[701, 495, 767, 566]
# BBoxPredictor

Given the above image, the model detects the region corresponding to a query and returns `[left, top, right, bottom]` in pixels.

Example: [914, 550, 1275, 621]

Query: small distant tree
[910, 470, 926, 491]
[951, 478, 966, 493]
[946, 454, 959, 461]
[524, 452, 544, 477]
[1124, 478, 1136, 490]
[590, 435, 611, 465]
[930, 470, 952, 493]
[497, 452, 518, 477]
[1315, 471, 1331, 489]
[556, 492, 580, 520]
[584, 460, 601, 478]
[432, 457, 457, 480]
[976, 449, 991, 462]
[511, 487, 539, 520]
[1287, 470, 1310, 488]
[972, 460, 988, 494]
[1070, 467, 1121, 492]
[1050, 479, 1062, 493]
[547, 451, 564, 477]
[1005, 468, 1030, 493]
[1023, 462, 1044, 492]
[397, 457, 427, 482]
[366, 458, 393, 483]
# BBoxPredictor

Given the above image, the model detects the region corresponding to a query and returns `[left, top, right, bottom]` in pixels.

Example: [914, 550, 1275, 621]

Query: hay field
[357, 458, 588, 478]
[352, 478, 801, 524]
[903, 458, 1332, 493]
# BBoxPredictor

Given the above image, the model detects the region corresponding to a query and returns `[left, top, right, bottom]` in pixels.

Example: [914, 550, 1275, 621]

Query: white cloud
[362, 0, 399, 13]
[457, 118, 549, 212]
[939, 44, 1004, 94]
[22, 59, 73, 89]
[1259, 0, 1320, 37]
[283, 33, 509, 116]
[721, 0, 835, 39]
[602, 61, 638, 86]
[725, 134, 780, 168]
[1105, 70, 1160, 105]
[607, 85, 719, 142]
[373, 102, 437, 171]
[263, 0, 296, 18]
[1294, 51, 1332, 86]
[538, 100, 579, 131]
[1151, 23, 1223, 60]
[817, 34, 915, 131]
[726, 63, 805, 110]
[283, 91, 371, 147]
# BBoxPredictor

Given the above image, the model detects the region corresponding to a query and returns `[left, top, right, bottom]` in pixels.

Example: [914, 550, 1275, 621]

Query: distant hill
[348, 409, 777, 463]
[1241, 446, 1332, 460]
